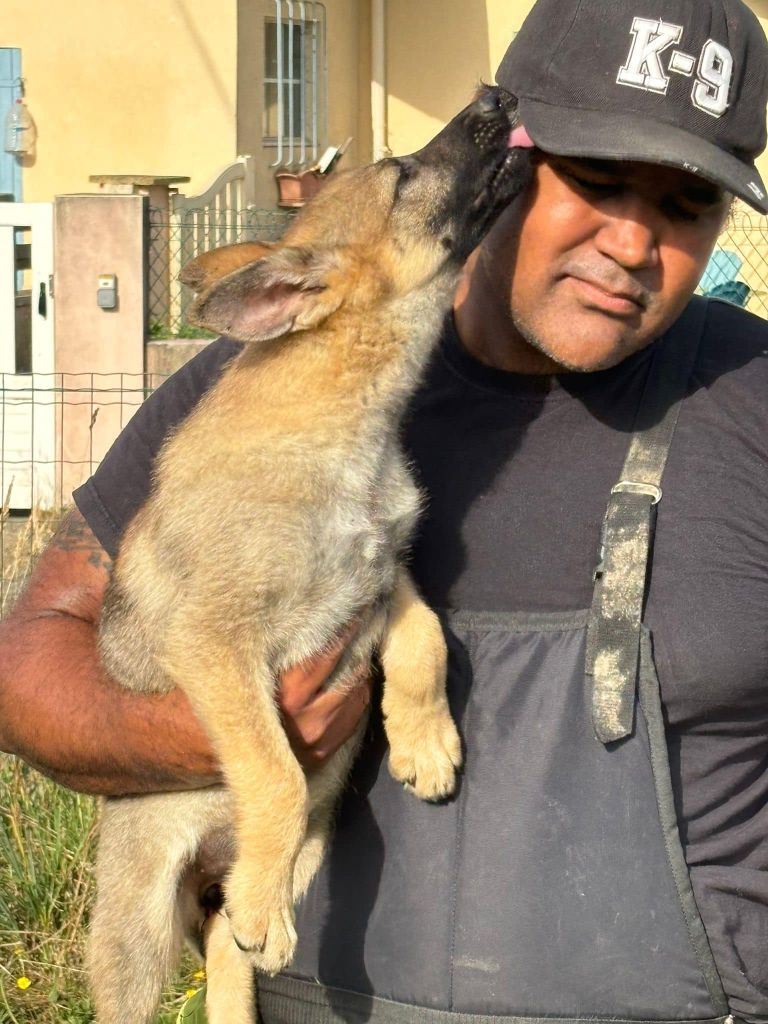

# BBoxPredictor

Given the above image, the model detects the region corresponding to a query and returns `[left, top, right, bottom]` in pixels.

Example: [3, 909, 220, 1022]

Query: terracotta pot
[275, 169, 329, 207]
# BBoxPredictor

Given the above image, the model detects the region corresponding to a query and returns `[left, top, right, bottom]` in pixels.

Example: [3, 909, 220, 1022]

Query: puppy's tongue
[509, 124, 535, 149]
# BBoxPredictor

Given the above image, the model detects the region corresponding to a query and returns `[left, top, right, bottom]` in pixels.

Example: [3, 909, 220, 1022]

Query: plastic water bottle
[4, 98, 33, 155]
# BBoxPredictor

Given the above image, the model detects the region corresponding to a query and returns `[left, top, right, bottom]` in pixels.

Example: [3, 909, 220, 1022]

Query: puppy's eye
[396, 159, 417, 182]
[393, 159, 418, 200]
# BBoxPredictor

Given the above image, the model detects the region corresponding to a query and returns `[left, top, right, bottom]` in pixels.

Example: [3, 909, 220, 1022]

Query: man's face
[471, 153, 731, 372]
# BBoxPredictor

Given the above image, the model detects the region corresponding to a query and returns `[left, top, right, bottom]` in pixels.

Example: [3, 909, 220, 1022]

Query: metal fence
[704, 202, 768, 317]
[0, 374, 159, 615]
[148, 206, 297, 335]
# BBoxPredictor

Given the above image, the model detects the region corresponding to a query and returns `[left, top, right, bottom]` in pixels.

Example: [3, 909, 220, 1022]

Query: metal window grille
[264, 1, 327, 167]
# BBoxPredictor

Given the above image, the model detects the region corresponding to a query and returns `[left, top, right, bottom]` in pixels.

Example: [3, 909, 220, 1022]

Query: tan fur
[88, 90, 530, 1024]
[178, 241, 274, 293]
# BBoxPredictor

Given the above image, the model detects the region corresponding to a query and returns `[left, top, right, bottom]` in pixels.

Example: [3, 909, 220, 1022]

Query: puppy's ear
[187, 246, 344, 342]
[180, 242, 275, 293]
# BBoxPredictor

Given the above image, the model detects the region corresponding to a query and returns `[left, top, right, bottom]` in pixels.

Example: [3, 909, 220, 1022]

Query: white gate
[0, 202, 55, 509]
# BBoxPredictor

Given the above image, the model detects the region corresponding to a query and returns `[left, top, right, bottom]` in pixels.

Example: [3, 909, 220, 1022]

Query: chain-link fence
[148, 206, 298, 336]
[701, 202, 768, 317]
[0, 373, 162, 615]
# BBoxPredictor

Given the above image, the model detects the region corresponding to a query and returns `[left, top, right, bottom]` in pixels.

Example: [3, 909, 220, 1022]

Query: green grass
[0, 756, 206, 1023]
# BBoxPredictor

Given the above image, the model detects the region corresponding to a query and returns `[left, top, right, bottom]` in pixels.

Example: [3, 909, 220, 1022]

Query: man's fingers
[279, 620, 361, 711]
[305, 667, 372, 721]
[288, 673, 373, 770]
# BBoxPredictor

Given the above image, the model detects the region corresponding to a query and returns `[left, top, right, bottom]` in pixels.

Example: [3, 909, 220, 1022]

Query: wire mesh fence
[702, 202, 768, 317]
[0, 373, 163, 616]
[148, 206, 298, 335]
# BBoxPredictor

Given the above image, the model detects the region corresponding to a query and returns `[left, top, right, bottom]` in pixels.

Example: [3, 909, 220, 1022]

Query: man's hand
[279, 628, 373, 770]
[0, 509, 372, 795]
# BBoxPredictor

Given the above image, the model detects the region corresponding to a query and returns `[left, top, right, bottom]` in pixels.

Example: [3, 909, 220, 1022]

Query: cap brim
[519, 97, 768, 214]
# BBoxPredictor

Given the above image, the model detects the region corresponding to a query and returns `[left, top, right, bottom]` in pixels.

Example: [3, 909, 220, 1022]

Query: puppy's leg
[204, 912, 257, 1024]
[89, 793, 214, 1024]
[163, 639, 307, 975]
[381, 568, 462, 801]
[292, 723, 367, 901]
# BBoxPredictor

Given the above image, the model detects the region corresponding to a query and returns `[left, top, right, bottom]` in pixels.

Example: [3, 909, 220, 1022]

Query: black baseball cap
[496, 0, 768, 212]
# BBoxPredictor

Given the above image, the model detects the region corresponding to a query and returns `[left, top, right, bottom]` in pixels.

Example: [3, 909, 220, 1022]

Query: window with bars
[263, 2, 327, 167]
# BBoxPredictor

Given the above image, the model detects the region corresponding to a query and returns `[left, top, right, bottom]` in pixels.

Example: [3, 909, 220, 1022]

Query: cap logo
[617, 17, 733, 118]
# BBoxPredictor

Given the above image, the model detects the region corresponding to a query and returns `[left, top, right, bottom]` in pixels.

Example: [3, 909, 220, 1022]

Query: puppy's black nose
[476, 88, 504, 118]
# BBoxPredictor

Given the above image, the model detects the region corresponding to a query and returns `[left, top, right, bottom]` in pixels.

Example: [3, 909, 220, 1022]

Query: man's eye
[566, 171, 620, 196]
[661, 198, 701, 222]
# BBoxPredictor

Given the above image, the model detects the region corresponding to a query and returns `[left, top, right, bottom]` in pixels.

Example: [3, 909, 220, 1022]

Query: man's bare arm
[0, 508, 223, 794]
[0, 509, 371, 796]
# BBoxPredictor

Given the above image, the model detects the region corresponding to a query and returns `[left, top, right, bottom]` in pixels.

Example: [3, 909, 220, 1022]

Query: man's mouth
[566, 273, 648, 316]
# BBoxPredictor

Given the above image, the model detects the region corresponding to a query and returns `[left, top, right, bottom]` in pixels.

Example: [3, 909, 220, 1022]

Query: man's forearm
[0, 611, 222, 796]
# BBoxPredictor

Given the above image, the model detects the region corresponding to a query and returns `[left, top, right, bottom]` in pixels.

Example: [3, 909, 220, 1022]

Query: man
[2, 0, 768, 1021]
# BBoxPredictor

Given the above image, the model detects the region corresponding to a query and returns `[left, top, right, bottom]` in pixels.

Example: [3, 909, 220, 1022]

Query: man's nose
[594, 198, 660, 270]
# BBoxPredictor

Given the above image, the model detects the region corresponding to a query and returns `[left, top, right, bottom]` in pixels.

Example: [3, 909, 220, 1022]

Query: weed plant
[0, 757, 205, 1023]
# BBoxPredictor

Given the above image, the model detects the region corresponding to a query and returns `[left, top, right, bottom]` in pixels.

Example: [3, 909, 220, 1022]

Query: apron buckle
[611, 480, 663, 505]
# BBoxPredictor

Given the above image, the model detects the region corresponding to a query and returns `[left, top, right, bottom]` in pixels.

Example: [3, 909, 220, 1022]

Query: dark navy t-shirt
[74, 298, 768, 1020]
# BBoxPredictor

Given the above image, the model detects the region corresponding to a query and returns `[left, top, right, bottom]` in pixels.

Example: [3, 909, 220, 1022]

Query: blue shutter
[0, 49, 22, 201]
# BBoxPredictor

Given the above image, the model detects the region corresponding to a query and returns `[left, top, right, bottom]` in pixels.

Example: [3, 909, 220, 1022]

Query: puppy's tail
[88, 790, 228, 1024]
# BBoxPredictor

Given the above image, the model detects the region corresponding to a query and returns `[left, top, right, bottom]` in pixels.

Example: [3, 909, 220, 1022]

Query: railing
[148, 158, 297, 336]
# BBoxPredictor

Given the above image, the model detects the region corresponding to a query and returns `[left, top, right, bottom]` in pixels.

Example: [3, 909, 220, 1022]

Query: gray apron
[257, 298, 735, 1024]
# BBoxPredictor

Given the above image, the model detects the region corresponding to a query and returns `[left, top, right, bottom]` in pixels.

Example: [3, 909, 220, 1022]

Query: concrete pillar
[53, 192, 148, 502]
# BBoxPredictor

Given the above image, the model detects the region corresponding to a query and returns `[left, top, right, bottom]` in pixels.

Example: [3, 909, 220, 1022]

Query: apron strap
[586, 297, 710, 743]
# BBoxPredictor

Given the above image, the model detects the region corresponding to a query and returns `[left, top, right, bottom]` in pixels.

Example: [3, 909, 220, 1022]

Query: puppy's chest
[324, 441, 421, 554]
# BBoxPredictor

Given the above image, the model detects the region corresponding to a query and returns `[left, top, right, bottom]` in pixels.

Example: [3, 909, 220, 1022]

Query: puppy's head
[183, 88, 533, 343]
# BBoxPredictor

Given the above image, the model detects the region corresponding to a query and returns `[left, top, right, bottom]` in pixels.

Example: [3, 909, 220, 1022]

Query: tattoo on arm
[53, 510, 114, 574]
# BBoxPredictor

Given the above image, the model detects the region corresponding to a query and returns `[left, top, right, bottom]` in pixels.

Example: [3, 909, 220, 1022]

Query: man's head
[458, 0, 768, 373]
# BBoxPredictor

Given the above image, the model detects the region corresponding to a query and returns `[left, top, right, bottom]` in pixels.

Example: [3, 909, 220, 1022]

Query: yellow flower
[16, 977, 31, 991]
[193, 969, 206, 981]
[185, 988, 198, 999]
[13, 946, 23, 957]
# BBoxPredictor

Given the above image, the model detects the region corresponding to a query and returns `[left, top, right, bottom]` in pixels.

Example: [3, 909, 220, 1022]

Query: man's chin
[514, 312, 654, 373]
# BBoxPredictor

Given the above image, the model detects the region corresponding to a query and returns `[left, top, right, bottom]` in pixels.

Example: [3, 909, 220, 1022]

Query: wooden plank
[0, 203, 55, 508]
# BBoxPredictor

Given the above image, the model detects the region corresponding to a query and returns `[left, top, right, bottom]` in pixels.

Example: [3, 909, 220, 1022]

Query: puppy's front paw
[386, 703, 462, 801]
[226, 870, 297, 975]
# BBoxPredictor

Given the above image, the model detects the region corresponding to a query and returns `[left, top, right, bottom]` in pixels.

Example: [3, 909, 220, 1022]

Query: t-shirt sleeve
[72, 338, 243, 559]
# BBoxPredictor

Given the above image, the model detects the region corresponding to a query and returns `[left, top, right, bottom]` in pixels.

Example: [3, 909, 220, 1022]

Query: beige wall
[3, 0, 367, 209]
[2, 1, 238, 203]
[750, 2, 768, 185]
[386, 0, 533, 156]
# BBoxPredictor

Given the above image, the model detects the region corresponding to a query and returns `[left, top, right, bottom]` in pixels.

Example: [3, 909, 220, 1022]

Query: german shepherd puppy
[89, 87, 532, 1024]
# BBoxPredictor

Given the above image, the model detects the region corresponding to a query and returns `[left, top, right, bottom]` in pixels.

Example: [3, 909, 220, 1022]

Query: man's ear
[187, 246, 344, 342]
[180, 242, 275, 293]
